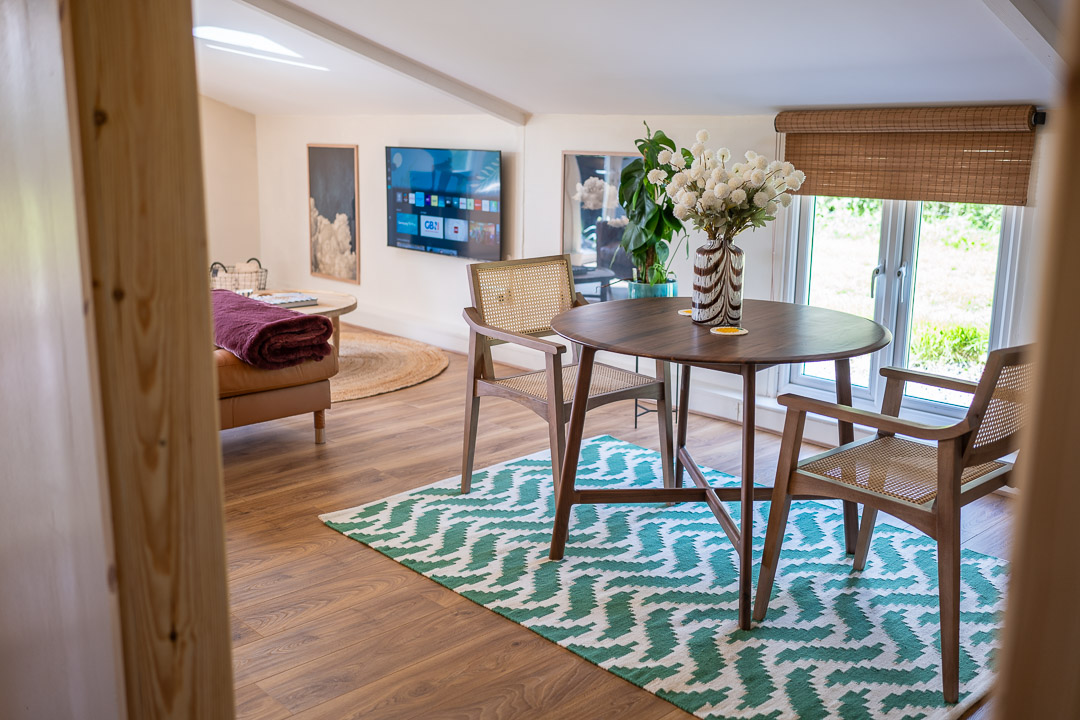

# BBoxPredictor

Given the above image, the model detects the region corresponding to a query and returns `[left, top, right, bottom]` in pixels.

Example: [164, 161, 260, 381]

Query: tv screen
[386, 146, 502, 261]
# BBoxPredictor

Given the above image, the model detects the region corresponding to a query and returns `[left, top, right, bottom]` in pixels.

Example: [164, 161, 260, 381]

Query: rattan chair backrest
[963, 344, 1034, 465]
[468, 255, 577, 337]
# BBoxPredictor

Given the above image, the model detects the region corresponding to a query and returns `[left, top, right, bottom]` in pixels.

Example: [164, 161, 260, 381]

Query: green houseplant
[617, 123, 686, 295]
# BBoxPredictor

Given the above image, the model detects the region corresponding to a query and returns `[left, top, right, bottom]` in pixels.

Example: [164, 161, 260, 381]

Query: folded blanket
[212, 289, 333, 370]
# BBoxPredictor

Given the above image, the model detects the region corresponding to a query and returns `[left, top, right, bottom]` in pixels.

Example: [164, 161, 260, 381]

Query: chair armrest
[879, 366, 979, 394]
[777, 393, 971, 441]
[463, 307, 566, 355]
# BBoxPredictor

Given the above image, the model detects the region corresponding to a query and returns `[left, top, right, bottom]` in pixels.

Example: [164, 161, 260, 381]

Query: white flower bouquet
[651, 130, 805, 243]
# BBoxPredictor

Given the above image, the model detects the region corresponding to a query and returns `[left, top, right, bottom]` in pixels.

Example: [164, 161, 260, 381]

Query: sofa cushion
[216, 348, 338, 399]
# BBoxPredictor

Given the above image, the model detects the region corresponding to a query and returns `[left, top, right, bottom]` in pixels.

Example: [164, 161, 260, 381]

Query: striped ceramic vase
[692, 237, 745, 327]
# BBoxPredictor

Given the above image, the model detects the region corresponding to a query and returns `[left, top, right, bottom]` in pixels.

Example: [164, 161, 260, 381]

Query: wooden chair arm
[463, 307, 566, 355]
[777, 393, 972, 441]
[879, 366, 979, 394]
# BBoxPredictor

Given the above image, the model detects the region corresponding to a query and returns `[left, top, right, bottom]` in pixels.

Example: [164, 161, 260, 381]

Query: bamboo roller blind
[775, 105, 1037, 205]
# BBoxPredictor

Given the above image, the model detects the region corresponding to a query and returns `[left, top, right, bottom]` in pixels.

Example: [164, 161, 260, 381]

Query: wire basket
[209, 258, 268, 292]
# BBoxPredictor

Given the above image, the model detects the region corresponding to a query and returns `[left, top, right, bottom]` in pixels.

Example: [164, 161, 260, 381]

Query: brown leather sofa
[216, 347, 338, 443]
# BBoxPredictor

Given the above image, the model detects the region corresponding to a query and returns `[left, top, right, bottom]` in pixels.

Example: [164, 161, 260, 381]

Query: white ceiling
[192, 0, 1059, 118]
[192, 0, 481, 115]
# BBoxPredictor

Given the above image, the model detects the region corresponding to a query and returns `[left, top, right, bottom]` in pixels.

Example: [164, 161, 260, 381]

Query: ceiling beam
[239, 0, 530, 125]
[980, 0, 1062, 76]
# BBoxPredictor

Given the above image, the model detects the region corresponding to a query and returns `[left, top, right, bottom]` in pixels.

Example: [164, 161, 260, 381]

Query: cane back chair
[753, 344, 1033, 703]
[461, 255, 674, 494]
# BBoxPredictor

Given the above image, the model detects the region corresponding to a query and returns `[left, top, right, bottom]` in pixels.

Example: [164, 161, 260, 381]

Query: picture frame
[561, 151, 636, 301]
[307, 144, 360, 284]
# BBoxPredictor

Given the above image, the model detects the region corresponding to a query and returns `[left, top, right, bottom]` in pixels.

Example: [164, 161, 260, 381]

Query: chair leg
[461, 393, 480, 494]
[753, 408, 805, 623]
[313, 410, 326, 445]
[852, 506, 878, 571]
[937, 439, 963, 704]
[655, 360, 674, 489]
[546, 400, 566, 500]
[938, 521, 961, 703]
[674, 365, 691, 488]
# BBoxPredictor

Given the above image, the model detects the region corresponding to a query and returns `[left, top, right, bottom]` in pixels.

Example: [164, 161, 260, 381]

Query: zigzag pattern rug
[322, 436, 1006, 719]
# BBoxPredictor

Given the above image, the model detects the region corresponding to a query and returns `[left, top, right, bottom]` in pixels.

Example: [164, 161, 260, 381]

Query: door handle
[869, 265, 884, 298]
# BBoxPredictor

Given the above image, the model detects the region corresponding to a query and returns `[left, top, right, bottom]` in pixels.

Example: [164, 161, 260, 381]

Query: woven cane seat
[487, 362, 655, 403]
[800, 436, 1006, 505]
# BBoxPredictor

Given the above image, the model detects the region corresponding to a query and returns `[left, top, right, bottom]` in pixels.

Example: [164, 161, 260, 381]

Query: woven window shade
[775, 105, 1037, 205]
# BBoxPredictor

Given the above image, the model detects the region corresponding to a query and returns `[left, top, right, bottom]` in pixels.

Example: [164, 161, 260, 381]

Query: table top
[255, 289, 357, 317]
[551, 297, 891, 366]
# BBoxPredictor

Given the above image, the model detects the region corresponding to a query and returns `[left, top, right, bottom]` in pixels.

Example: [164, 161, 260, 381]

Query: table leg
[835, 358, 859, 554]
[674, 365, 691, 488]
[331, 317, 342, 360]
[739, 364, 756, 631]
[655, 360, 674, 489]
[549, 346, 595, 560]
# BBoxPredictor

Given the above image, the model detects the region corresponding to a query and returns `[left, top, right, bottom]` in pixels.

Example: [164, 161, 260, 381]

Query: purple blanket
[212, 289, 333, 370]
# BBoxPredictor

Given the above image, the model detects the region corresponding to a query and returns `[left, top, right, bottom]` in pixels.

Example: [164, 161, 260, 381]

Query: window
[784, 195, 1028, 417]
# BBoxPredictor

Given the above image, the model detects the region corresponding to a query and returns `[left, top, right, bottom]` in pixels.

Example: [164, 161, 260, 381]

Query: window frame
[779, 195, 1029, 422]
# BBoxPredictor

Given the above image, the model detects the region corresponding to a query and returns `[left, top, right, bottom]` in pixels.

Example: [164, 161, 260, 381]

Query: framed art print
[308, 144, 360, 283]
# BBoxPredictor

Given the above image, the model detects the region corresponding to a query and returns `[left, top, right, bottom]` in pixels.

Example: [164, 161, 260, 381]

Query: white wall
[199, 95, 261, 263]
[254, 113, 523, 349]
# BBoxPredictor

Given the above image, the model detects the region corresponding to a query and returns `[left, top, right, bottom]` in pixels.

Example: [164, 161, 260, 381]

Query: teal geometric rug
[322, 436, 1006, 719]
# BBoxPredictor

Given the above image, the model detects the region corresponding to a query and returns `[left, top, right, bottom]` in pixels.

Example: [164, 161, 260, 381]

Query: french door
[784, 196, 1027, 418]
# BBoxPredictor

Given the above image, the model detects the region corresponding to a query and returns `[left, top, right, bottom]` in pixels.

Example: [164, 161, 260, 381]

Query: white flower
[782, 162, 795, 175]
[785, 175, 801, 190]
[792, 169, 806, 183]
[730, 188, 747, 205]
[711, 168, 725, 183]
[731, 163, 745, 175]
[673, 203, 690, 220]
[705, 177, 717, 191]
[670, 171, 688, 189]
[647, 168, 666, 184]
[666, 183, 679, 198]
[766, 201, 778, 214]
[754, 155, 769, 170]
[657, 149, 673, 165]
[749, 169, 766, 187]
[717, 147, 731, 163]
[690, 164, 707, 181]
[753, 191, 769, 208]
[682, 191, 698, 206]
[778, 192, 792, 207]
[691, 142, 705, 156]
[727, 177, 744, 190]
[714, 183, 731, 199]
[767, 160, 783, 173]
[745, 150, 758, 161]
[696, 129, 710, 143]
[670, 153, 686, 169]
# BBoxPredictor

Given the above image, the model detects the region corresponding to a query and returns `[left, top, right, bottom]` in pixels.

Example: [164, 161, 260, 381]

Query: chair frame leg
[460, 330, 484, 494]
[937, 438, 963, 704]
[753, 408, 806, 622]
[545, 352, 566, 504]
[674, 365, 690, 488]
[852, 506, 878, 571]
[655, 360, 674, 489]
[313, 409, 326, 445]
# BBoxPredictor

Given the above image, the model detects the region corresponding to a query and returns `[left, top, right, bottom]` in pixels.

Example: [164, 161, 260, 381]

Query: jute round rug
[330, 329, 449, 402]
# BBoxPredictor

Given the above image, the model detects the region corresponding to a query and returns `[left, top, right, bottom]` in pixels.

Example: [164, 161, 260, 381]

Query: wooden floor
[222, 344, 1012, 719]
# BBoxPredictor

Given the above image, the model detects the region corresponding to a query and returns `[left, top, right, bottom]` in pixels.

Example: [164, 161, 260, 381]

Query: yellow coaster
[677, 309, 693, 316]
[710, 326, 748, 336]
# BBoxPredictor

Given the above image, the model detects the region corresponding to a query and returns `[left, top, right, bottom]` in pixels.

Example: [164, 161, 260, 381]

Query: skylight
[202, 44, 329, 72]
[192, 26, 300, 58]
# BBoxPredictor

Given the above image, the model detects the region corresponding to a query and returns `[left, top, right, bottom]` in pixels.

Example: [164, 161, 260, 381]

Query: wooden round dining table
[549, 296, 892, 630]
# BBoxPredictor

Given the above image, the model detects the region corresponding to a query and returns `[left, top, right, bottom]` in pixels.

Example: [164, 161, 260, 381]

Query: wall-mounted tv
[386, 146, 502, 261]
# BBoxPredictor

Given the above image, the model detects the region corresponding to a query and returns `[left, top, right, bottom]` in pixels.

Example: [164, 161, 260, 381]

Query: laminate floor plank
[223, 336, 1010, 718]
[235, 683, 292, 720]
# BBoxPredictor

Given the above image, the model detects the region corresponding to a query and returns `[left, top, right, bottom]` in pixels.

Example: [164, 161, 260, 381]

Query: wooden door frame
[65, 0, 234, 717]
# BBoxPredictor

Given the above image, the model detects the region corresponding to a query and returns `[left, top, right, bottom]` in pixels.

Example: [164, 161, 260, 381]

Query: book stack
[253, 292, 319, 309]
